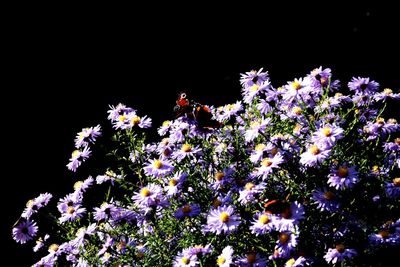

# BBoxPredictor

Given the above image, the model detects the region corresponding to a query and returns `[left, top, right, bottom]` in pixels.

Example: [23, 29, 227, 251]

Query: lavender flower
[143, 158, 174, 177]
[174, 204, 201, 219]
[385, 178, 400, 198]
[323, 245, 357, 264]
[74, 125, 101, 148]
[173, 249, 199, 267]
[66, 146, 91, 172]
[204, 205, 241, 235]
[312, 189, 340, 212]
[299, 144, 331, 167]
[250, 212, 276, 235]
[348, 77, 379, 95]
[22, 193, 52, 219]
[327, 164, 359, 190]
[216, 246, 234, 267]
[132, 183, 163, 207]
[12, 219, 38, 244]
[235, 252, 268, 267]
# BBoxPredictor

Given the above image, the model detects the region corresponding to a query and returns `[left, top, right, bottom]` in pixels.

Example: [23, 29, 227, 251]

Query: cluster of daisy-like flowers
[13, 67, 400, 266]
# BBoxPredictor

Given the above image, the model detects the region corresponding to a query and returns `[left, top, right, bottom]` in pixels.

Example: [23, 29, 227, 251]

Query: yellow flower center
[388, 118, 397, 124]
[261, 158, 273, 167]
[73, 181, 83, 190]
[215, 172, 225, 181]
[181, 257, 190, 265]
[286, 258, 296, 266]
[395, 138, 400, 145]
[169, 179, 178, 186]
[26, 199, 34, 208]
[137, 252, 145, 258]
[292, 81, 302, 90]
[78, 132, 86, 140]
[249, 84, 259, 92]
[161, 138, 170, 145]
[162, 120, 171, 127]
[226, 104, 235, 111]
[293, 124, 302, 133]
[335, 92, 343, 98]
[376, 117, 385, 125]
[393, 177, 400, 186]
[182, 205, 192, 214]
[116, 241, 126, 251]
[335, 244, 345, 253]
[383, 88, 393, 95]
[309, 144, 320, 155]
[140, 188, 151, 197]
[378, 230, 390, 239]
[246, 253, 256, 263]
[67, 206, 75, 214]
[250, 121, 260, 128]
[279, 233, 290, 244]
[259, 214, 270, 224]
[217, 256, 226, 265]
[181, 144, 192, 152]
[255, 143, 266, 152]
[49, 243, 59, 252]
[372, 165, 380, 173]
[322, 127, 332, 137]
[118, 115, 126, 122]
[131, 116, 141, 126]
[338, 166, 349, 177]
[153, 160, 163, 169]
[323, 191, 335, 200]
[71, 150, 80, 158]
[292, 106, 302, 115]
[245, 182, 255, 191]
[219, 212, 230, 223]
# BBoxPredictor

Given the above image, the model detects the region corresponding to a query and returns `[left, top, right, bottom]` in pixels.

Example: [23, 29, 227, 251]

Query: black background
[3, 4, 399, 266]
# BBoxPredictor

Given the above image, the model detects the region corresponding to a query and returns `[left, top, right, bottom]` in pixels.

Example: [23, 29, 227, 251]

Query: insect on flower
[174, 91, 220, 129]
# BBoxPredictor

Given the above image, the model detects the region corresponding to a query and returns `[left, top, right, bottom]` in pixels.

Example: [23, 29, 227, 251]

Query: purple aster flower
[216, 246, 234, 267]
[188, 244, 212, 257]
[374, 88, 400, 101]
[107, 103, 135, 121]
[243, 80, 272, 104]
[96, 170, 123, 185]
[22, 192, 52, 219]
[311, 189, 340, 212]
[74, 124, 101, 148]
[12, 219, 38, 244]
[275, 201, 305, 232]
[94, 202, 120, 221]
[308, 66, 333, 89]
[256, 153, 284, 180]
[173, 248, 199, 267]
[327, 164, 359, 190]
[250, 143, 270, 163]
[238, 182, 266, 205]
[272, 231, 298, 259]
[311, 124, 344, 149]
[127, 113, 152, 129]
[59, 205, 86, 223]
[210, 168, 234, 191]
[385, 177, 400, 198]
[323, 245, 357, 264]
[282, 77, 312, 103]
[285, 256, 307, 267]
[174, 204, 201, 219]
[143, 158, 174, 177]
[33, 234, 50, 252]
[204, 205, 241, 235]
[235, 252, 268, 266]
[33, 254, 57, 267]
[299, 144, 331, 167]
[57, 193, 82, 214]
[70, 223, 97, 248]
[172, 143, 202, 162]
[240, 68, 269, 88]
[132, 183, 163, 207]
[245, 118, 271, 142]
[348, 77, 379, 95]
[66, 146, 91, 172]
[368, 230, 400, 245]
[256, 99, 273, 114]
[164, 171, 187, 196]
[217, 101, 243, 121]
[250, 212, 276, 235]
[158, 120, 172, 136]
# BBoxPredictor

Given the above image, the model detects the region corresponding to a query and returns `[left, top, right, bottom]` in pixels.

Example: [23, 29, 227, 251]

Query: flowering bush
[12, 67, 400, 266]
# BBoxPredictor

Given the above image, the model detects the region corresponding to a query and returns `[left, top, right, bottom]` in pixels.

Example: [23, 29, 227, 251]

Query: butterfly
[174, 92, 220, 129]
[263, 199, 290, 215]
